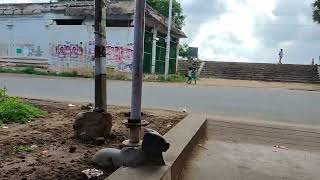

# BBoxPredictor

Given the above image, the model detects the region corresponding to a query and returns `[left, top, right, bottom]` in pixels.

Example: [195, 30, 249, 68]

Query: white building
[0, 1, 186, 74]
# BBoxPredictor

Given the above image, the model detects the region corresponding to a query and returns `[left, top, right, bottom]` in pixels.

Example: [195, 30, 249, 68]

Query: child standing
[191, 63, 197, 84]
[186, 67, 192, 84]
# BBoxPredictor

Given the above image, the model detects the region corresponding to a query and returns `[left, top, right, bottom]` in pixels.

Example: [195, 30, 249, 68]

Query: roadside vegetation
[0, 67, 188, 83]
[0, 67, 91, 78]
[0, 88, 45, 126]
[14, 146, 34, 153]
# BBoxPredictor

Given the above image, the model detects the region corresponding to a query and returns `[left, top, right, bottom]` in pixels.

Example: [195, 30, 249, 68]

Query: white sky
[181, 0, 320, 64]
[1, 0, 320, 64]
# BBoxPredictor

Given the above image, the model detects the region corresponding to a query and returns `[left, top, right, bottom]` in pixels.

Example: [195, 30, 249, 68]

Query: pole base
[122, 120, 149, 147]
[122, 139, 142, 147]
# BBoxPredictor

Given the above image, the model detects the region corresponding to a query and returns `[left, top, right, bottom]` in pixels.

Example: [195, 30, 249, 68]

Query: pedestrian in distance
[311, 58, 315, 65]
[278, 49, 283, 64]
[186, 67, 192, 84]
[191, 63, 197, 84]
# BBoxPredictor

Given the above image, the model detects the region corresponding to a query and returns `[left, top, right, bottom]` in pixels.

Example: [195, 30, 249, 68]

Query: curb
[106, 114, 207, 180]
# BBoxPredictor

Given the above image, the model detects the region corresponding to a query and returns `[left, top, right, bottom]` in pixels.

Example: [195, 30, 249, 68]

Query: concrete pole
[176, 39, 180, 74]
[151, 28, 157, 74]
[94, 0, 107, 112]
[164, 0, 173, 80]
[130, 0, 145, 123]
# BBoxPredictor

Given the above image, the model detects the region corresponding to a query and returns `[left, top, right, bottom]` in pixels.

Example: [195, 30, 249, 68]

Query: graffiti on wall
[15, 44, 44, 57]
[52, 42, 85, 59]
[88, 41, 134, 60]
[88, 41, 134, 72]
[50, 41, 134, 72]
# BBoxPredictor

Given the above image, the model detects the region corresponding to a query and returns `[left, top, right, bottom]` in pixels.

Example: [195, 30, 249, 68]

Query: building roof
[0, 1, 186, 38]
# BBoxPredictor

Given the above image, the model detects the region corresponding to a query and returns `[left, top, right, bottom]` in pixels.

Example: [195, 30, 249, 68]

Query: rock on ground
[73, 111, 112, 142]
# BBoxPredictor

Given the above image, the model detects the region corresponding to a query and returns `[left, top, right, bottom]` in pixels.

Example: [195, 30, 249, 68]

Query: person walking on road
[311, 58, 315, 65]
[186, 67, 192, 84]
[191, 63, 198, 84]
[278, 49, 283, 64]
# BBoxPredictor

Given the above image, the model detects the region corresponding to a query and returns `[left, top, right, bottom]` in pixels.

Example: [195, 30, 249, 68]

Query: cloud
[181, 0, 320, 64]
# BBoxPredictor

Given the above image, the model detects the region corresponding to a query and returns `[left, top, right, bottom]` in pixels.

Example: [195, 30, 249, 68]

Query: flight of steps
[201, 61, 320, 84]
[177, 60, 201, 75]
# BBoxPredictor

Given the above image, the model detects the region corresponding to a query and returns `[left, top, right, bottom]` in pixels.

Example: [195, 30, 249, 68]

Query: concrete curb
[106, 114, 207, 180]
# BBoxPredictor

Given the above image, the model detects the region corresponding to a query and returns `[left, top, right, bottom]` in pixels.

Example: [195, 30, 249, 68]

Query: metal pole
[164, 0, 173, 80]
[130, 0, 145, 123]
[122, 0, 147, 147]
[94, 0, 107, 112]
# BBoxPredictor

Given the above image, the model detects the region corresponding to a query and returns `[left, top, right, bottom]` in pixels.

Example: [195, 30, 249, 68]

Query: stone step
[200, 75, 320, 82]
[200, 61, 320, 83]
[201, 71, 318, 75]
[200, 73, 319, 78]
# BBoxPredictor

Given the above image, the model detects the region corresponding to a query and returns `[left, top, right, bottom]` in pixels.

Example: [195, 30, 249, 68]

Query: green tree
[179, 43, 189, 58]
[147, 0, 185, 27]
[313, 0, 320, 23]
[56, 0, 185, 27]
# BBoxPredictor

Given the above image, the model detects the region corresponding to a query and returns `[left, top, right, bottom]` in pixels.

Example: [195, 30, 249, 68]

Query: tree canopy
[313, 0, 320, 23]
[178, 43, 189, 58]
[146, 0, 185, 28]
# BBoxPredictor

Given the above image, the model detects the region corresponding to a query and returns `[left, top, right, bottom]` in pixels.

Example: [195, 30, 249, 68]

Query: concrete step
[200, 76, 320, 83]
[200, 73, 319, 79]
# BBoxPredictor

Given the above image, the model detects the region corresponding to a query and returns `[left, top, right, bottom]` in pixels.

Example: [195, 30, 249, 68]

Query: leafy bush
[14, 146, 33, 153]
[158, 74, 186, 82]
[0, 88, 45, 125]
[58, 70, 79, 77]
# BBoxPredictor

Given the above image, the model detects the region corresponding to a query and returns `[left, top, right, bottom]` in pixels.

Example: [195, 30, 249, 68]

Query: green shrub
[58, 71, 78, 77]
[14, 146, 33, 153]
[158, 74, 186, 82]
[0, 88, 45, 125]
[21, 67, 36, 74]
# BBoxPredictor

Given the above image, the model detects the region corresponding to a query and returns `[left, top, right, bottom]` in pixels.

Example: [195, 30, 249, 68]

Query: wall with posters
[0, 15, 134, 72]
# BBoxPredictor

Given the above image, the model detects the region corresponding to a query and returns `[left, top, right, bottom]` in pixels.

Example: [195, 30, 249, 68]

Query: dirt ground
[0, 99, 187, 180]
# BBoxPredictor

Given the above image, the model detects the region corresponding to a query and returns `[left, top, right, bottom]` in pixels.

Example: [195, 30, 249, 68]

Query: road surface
[1, 74, 319, 125]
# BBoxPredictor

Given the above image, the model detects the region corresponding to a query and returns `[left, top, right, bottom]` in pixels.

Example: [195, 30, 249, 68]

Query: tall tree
[146, 0, 185, 27]
[179, 43, 189, 58]
[313, 0, 320, 23]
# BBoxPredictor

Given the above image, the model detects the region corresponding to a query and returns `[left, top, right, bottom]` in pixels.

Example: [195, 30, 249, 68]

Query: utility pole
[94, 0, 107, 112]
[164, 0, 173, 80]
[123, 0, 148, 146]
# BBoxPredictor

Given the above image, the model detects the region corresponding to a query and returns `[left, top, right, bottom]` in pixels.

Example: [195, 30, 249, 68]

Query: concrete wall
[0, 14, 134, 73]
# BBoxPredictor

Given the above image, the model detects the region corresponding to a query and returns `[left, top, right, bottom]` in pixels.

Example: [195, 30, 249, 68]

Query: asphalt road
[1, 74, 319, 125]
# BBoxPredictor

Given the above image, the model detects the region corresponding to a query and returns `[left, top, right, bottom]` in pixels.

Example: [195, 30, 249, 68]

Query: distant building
[0, 1, 186, 74]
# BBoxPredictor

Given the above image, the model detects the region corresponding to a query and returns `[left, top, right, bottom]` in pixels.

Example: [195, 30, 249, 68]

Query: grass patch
[158, 74, 187, 82]
[0, 67, 91, 78]
[0, 67, 188, 83]
[14, 146, 33, 153]
[0, 88, 45, 126]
